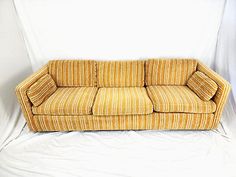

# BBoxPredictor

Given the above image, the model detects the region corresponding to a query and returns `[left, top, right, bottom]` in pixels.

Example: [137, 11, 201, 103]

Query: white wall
[0, 0, 32, 148]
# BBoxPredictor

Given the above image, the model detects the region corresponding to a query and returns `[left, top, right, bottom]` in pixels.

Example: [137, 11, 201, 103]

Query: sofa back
[97, 60, 145, 87]
[145, 59, 197, 86]
[48, 59, 197, 87]
[48, 60, 96, 87]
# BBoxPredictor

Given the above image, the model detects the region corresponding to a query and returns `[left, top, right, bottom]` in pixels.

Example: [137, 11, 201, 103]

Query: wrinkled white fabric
[14, 0, 225, 70]
[0, 0, 236, 176]
[0, 130, 236, 177]
[214, 0, 236, 138]
[0, 0, 31, 150]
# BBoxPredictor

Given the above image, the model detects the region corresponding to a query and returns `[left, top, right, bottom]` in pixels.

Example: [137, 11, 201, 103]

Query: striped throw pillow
[27, 74, 57, 106]
[187, 71, 218, 101]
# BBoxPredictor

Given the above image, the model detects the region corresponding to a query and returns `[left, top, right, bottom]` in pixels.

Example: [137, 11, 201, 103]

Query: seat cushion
[48, 60, 96, 87]
[32, 87, 98, 115]
[27, 74, 57, 106]
[187, 71, 218, 101]
[97, 60, 145, 87]
[93, 87, 153, 115]
[146, 59, 197, 86]
[146, 86, 216, 113]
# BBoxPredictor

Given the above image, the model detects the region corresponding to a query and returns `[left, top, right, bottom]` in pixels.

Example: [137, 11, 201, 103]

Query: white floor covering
[1, 125, 236, 177]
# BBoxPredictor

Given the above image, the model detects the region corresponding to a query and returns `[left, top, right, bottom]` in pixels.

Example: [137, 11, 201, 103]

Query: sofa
[16, 59, 231, 132]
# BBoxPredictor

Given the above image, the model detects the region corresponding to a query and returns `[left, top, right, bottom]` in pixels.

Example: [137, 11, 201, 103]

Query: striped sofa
[15, 59, 231, 132]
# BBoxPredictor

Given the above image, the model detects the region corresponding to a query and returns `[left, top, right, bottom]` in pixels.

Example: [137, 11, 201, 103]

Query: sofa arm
[197, 61, 231, 128]
[15, 64, 48, 131]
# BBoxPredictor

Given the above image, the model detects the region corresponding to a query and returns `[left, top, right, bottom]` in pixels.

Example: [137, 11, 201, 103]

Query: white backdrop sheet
[0, 0, 32, 151]
[214, 0, 236, 137]
[14, 0, 225, 70]
[1, 0, 236, 176]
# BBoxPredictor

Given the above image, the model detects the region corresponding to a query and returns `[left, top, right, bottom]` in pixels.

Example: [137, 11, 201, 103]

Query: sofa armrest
[15, 64, 48, 131]
[197, 61, 231, 128]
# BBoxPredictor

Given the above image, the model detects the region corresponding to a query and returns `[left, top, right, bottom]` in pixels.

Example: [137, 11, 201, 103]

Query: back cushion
[146, 59, 197, 86]
[97, 60, 145, 87]
[48, 60, 96, 87]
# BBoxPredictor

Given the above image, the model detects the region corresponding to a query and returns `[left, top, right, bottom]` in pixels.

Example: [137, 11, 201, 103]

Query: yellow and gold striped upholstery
[146, 59, 197, 86]
[15, 59, 231, 132]
[97, 60, 145, 87]
[32, 87, 98, 115]
[147, 86, 216, 113]
[33, 113, 214, 131]
[27, 74, 57, 106]
[93, 87, 153, 115]
[197, 61, 231, 128]
[187, 71, 218, 101]
[48, 60, 96, 87]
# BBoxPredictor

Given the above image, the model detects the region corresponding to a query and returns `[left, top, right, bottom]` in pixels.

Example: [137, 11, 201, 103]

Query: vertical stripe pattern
[48, 60, 96, 87]
[187, 71, 218, 101]
[93, 87, 153, 115]
[15, 64, 49, 131]
[15, 59, 231, 132]
[33, 113, 214, 131]
[147, 86, 216, 113]
[27, 74, 57, 106]
[97, 60, 145, 87]
[32, 87, 98, 115]
[146, 59, 197, 86]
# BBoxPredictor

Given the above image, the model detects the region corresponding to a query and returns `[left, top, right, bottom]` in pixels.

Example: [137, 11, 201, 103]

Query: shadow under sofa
[15, 59, 231, 132]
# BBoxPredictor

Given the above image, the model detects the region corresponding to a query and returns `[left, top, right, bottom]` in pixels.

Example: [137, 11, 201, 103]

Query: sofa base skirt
[31, 113, 215, 131]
